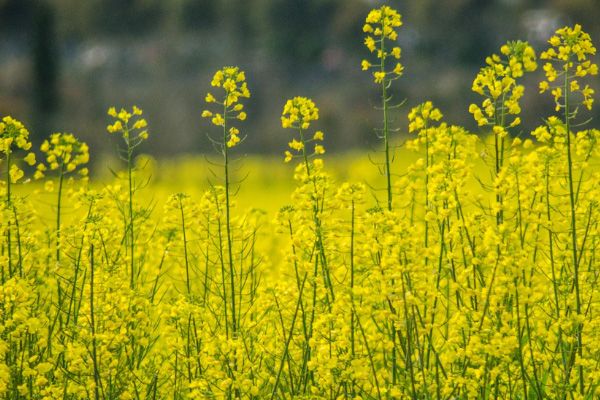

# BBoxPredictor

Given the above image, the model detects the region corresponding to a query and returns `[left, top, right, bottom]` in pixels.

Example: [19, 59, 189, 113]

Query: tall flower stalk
[362, 9, 404, 386]
[106, 106, 148, 289]
[0, 117, 35, 280]
[202, 66, 250, 399]
[362, 6, 403, 211]
[539, 25, 598, 397]
[35, 133, 89, 263]
[281, 96, 334, 393]
[470, 41, 537, 226]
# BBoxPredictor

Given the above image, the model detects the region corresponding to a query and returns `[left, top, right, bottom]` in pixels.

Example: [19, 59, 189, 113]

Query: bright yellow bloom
[212, 114, 224, 126]
[9, 163, 23, 183]
[132, 119, 147, 130]
[289, 139, 304, 151]
[364, 36, 376, 52]
[393, 63, 404, 75]
[24, 152, 35, 166]
[227, 134, 240, 147]
[107, 121, 122, 133]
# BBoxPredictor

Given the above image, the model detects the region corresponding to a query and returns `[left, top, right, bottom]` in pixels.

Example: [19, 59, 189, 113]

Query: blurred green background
[1, 0, 599, 168]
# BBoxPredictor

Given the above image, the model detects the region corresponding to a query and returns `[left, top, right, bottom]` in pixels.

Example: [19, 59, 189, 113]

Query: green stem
[223, 91, 240, 400]
[223, 94, 237, 340]
[11, 205, 23, 277]
[270, 273, 307, 400]
[563, 58, 584, 395]
[299, 126, 335, 302]
[6, 150, 12, 278]
[380, 37, 392, 211]
[90, 244, 102, 400]
[56, 158, 66, 263]
[350, 201, 356, 397]
[127, 136, 135, 290]
[179, 200, 191, 294]
[355, 306, 382, 400]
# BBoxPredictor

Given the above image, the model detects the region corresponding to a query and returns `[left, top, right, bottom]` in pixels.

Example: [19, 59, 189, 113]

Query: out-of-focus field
[18, 144, 494, 235]
[127, 139, 499, 206]
[146, 152, 417, 213]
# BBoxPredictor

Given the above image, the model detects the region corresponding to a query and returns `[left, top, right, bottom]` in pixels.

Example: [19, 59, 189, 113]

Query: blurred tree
[32, 1, 58, 116]
[217, 0, 252, 40]
[89, 0, 164, 36]
[179, 0, 217, 31]
[2, 0, 599, 158]
[327, 1, 370, 57]
[0, 0, 59, 141]
[262, 0, 338, 65]
[0, 0, 33, 34]
[403, 0, 499, 66]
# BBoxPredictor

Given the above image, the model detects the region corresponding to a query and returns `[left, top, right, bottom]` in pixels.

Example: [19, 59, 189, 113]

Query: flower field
[2, 6, 600, 400]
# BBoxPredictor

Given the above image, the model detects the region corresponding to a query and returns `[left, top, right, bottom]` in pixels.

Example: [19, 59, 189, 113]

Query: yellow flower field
[2, 6, 600, 400]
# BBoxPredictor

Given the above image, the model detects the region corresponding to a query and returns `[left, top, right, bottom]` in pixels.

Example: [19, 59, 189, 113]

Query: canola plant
[1, 6, 600, 400]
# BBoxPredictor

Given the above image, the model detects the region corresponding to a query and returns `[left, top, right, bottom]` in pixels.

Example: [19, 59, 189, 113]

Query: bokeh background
[1, 0, 599, 168]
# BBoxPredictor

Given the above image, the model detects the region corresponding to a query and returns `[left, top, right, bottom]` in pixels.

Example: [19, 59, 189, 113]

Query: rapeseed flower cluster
[202, 66, 249, 148]
[539, 24, 598, 113]
[0, 117, 35, 185]
[36, 133, 89, 180]
[470, 41, 537, 129]
[282, 97, 324, 163]
[107, 106, 148, 140]
[362, 6, 406, 212]
[362, 6, 403, 81]
[1, 7, 600, 400]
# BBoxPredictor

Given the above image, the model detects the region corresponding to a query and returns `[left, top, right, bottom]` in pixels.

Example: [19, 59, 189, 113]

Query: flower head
[0, 116, 33, 185]
[281, 97, 319, 130]
[204, 67, 250, 149]
[540, 25, 597, 113]
[281, 97, 325, 162]
[107, 106, 149, 145]
[362, 6, 403, 81]
[37, 133, 89, 180]
[470, 41, 536, 129]
[0, 116, 31, 154]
